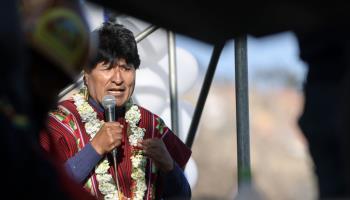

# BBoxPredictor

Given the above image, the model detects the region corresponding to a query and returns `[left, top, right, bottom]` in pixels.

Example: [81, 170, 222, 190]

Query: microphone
[102, 95, 117, 157]
[102, 95, 120, 189]
[102, 95, 116, 122]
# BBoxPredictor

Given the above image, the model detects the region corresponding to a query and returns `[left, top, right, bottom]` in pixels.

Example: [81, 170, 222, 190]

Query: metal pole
[136, 25, 158, 43]
[167, 30, 179, 135]
[234, 35, 251, 191]
[58, 75, 83, 98]
[185, 42, 225, 148]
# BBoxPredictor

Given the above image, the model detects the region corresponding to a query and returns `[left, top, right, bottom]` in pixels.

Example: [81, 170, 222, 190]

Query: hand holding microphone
[90, 95, 123, 156]
[99, 95, 121, 187]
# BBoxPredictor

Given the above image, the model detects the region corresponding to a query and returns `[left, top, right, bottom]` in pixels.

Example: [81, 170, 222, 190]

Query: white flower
[129, 127, 145, 146]
[96, 174, 113, 182]
[73, 94, 97, 122]
[131, 155, 146, 168]
[129, 133, 140, 146]
[95, 160, 110, 174]
[125, 105, 141, 126]
[85, 120, 103, 137]
[104, 192, 118, 200]
[73, 93, 147, 200]
[99, 182, 117, 194]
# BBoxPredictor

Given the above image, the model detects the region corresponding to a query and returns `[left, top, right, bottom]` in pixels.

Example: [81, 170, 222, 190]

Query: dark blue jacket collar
[88, 97, 126, 119]
[88, 97, 104, 113]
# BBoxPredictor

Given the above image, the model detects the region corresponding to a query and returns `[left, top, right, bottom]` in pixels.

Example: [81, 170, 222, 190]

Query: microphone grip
[112, 149, 117, 158]
[105, 106, 117, 156]
[105, 106, 115, 122]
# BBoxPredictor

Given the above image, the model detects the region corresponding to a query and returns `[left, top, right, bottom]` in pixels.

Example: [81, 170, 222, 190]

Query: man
[296, 27, 350, 199]
[40, 22, 192, 200]
[0, 0, 95, 199]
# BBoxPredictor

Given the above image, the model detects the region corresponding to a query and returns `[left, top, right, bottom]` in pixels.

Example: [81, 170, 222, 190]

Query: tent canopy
[87, 1, 349, 43]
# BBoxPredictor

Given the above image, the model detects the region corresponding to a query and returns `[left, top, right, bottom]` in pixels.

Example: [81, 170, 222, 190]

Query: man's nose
[111, 67, 123, 84]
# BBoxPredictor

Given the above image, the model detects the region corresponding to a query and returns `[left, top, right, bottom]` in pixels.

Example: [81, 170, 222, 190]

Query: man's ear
[83, 71, 88, 86]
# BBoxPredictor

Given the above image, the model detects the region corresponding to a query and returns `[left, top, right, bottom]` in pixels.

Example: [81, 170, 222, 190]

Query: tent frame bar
[185, 42, 225, 148]
[235, 35, 252, 191]
[167, 30, 180, 135]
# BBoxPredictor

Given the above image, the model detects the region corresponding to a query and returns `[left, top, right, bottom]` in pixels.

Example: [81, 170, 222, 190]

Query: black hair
[86, 22, 140, 71]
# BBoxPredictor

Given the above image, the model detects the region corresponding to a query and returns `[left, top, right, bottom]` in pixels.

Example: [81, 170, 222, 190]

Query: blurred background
[178, 33, 317, 200]
[69, 2, 318, 199]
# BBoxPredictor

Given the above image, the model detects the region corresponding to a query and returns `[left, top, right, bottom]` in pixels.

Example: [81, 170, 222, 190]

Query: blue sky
[176, 31, 308, 83]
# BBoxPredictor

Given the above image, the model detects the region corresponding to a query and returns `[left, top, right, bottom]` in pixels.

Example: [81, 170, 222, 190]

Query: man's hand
[139, 138, 174, 172]
[91, 122, 123, 155]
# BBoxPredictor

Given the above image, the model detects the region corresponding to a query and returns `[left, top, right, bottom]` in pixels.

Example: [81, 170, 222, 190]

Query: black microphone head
[102, 95, 116, 109]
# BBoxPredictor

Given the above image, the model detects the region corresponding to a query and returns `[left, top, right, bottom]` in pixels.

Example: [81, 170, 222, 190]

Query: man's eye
[101, 64, 111, 70]
[123, 66, 132, 71]
[119, 64, 134, 71]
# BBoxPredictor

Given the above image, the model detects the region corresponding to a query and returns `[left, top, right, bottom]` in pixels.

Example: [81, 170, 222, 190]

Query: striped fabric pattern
[40, 98, 191, 199]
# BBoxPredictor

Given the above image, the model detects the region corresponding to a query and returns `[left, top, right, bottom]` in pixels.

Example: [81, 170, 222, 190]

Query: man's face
[85, 58, 136, 108]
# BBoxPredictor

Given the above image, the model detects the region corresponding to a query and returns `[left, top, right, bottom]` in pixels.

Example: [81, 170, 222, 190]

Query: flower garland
[73, 92, 147, 200]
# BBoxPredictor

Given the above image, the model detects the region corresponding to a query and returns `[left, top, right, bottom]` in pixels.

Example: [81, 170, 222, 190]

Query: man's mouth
[107, 88, 125, 96]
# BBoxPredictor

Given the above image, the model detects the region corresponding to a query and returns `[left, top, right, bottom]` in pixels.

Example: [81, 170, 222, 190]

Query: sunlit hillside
[187, 80, 317, 200]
